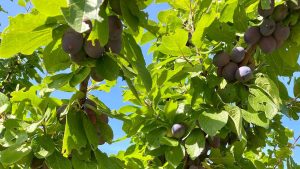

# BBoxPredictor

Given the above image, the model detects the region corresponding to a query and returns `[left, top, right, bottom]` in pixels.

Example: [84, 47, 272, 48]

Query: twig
[239, 44, 257, 66]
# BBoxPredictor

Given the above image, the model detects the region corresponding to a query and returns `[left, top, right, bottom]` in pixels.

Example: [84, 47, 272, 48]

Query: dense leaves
[0, 0, 299, 168]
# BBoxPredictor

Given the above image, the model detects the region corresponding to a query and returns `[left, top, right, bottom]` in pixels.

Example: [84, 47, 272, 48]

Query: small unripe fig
[260, 18, 276, 36]
[222, 62, 238, 82]
[235, 66, 253, 82]
[171, 124, 186, 139]
[84, 39, 105, 58]
[90, 68, 104, 82]
[258, 0, 275, 17]
[244, 26, 262, 45]
[62, 29, 83, 55]
[272, 4, 289, 21]
[259, 36, 277, 53]
[231, 47, 246, 63]
[213, 52, 230, 67]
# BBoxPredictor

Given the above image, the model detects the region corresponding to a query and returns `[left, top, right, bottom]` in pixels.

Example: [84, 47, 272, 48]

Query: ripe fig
[69, 49, 87, 65]
[231, 47, 246, 63]
[274, 24, 290, 42]
[171, 124, 186, 139]
[90, 68, 104, 82]
[84, 99, 97, 125]
[258, 0, 274, 17]
[105, 38, 122, 54]
[222, 62, 238, 82]
[272, 4, 289, 21]
[212, 52, 230, 67]
[244, 26, 262, 45]
[62, 28, 83, 55]
[259, 18, 276, 36]
[235, 66, 253, 82]
[108, 15, 123, 40]
[259, 36, 277, 53]
[84, 39, 105, 58]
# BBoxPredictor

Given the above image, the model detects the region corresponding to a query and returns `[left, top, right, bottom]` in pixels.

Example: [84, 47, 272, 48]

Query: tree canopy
[0, 0, 300, 168]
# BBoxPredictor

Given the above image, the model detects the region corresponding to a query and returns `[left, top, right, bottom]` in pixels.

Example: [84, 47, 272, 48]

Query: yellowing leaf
[32, 0, 67, 16]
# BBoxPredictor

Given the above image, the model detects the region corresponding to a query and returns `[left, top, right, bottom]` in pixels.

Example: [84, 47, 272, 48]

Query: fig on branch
[258, 0, 275, 17]
[259, 36, 277, 53]
[69, 49, 87, 65]
[213, 52, 230, 67]
[259, 18, 276, 36]
[62, 28, 84, 55]
[272, 4, 289, 21]
[273, 24, 290, 47]
[235, 66, 253, 82]
[231, 47, 246, 63]
[222, 62, 238, 82]
[244, 26, 262, 45]
[91, 68, 104, 82]
[171, 123, 186, 139]
[84, 39, 105, 58]
[105, 38, 122, 54]
[108, 15, 123, 40]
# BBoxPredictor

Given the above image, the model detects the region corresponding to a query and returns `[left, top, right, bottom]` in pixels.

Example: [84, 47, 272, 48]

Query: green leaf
[32, 0, 67, 16]
[69, 67, 90, 87]
[241, 109, 269, 129]
[294, 77, 300, 97]
[120, 0, 139, 32]
[164, 99, 178, 122]
[0, 92, 10, 114]
[61, 0, 103, 33]
[83, 114, 99, 150]
[62, 109, 87, 157]
[220, 0, 238, 23]
[159, 28, 192, 56]
[198, 110, 228, 136]
[31, 135, 55, 159]
[98, 120, 114, 144]
[43, 40, 71, 73]
[185, 129, 205, 160]
[46, 151, 72, 169]
[0, 143, 31, 165]
[48, 73, 74, 89]
[248, 88, 278, 120]
[192, 11, 216, 48]
[0, 13, 53, 58]
[165, 145, 185, 167]
[210, 148, 235, 166]
[72, 154, 97, 169]
[225, 105, 242, 137]
[159, 137, 179, 147]
[95, 55, 120, 81]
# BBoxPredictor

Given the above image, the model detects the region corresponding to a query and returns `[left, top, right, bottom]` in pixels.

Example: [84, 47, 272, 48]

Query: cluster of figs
[61, 15, 123, 82]
[214, 0, 299, 83]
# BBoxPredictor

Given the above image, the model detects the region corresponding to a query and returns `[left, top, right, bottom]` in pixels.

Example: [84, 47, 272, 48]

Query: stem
[79, 75, 90, 107]
[239, 44, 257, 67]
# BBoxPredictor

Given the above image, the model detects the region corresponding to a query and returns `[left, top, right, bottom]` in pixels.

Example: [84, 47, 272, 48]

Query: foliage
[0, 0, 299, 168]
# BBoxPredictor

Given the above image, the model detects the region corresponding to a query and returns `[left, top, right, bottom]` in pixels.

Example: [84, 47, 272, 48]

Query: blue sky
[0, 0, 299, 163]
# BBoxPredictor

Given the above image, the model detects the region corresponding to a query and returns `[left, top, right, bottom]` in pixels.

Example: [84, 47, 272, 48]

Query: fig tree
[235, 66, 253, 82]
[222, 62, 238, 82]
[171, 123, 186, 139]
[258, 0, 274, 17]
[244, 26, 261, 45]
[84, 39, 105, 58]
[259, 36, 277, 53]
[259, 18, 276, 36]
[213, 52, 230, 67]
[272, 4, 289, 21]
[62, 28, 83, 55]
[108, 15, 123, 40]
[231, 47, 246, 63]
